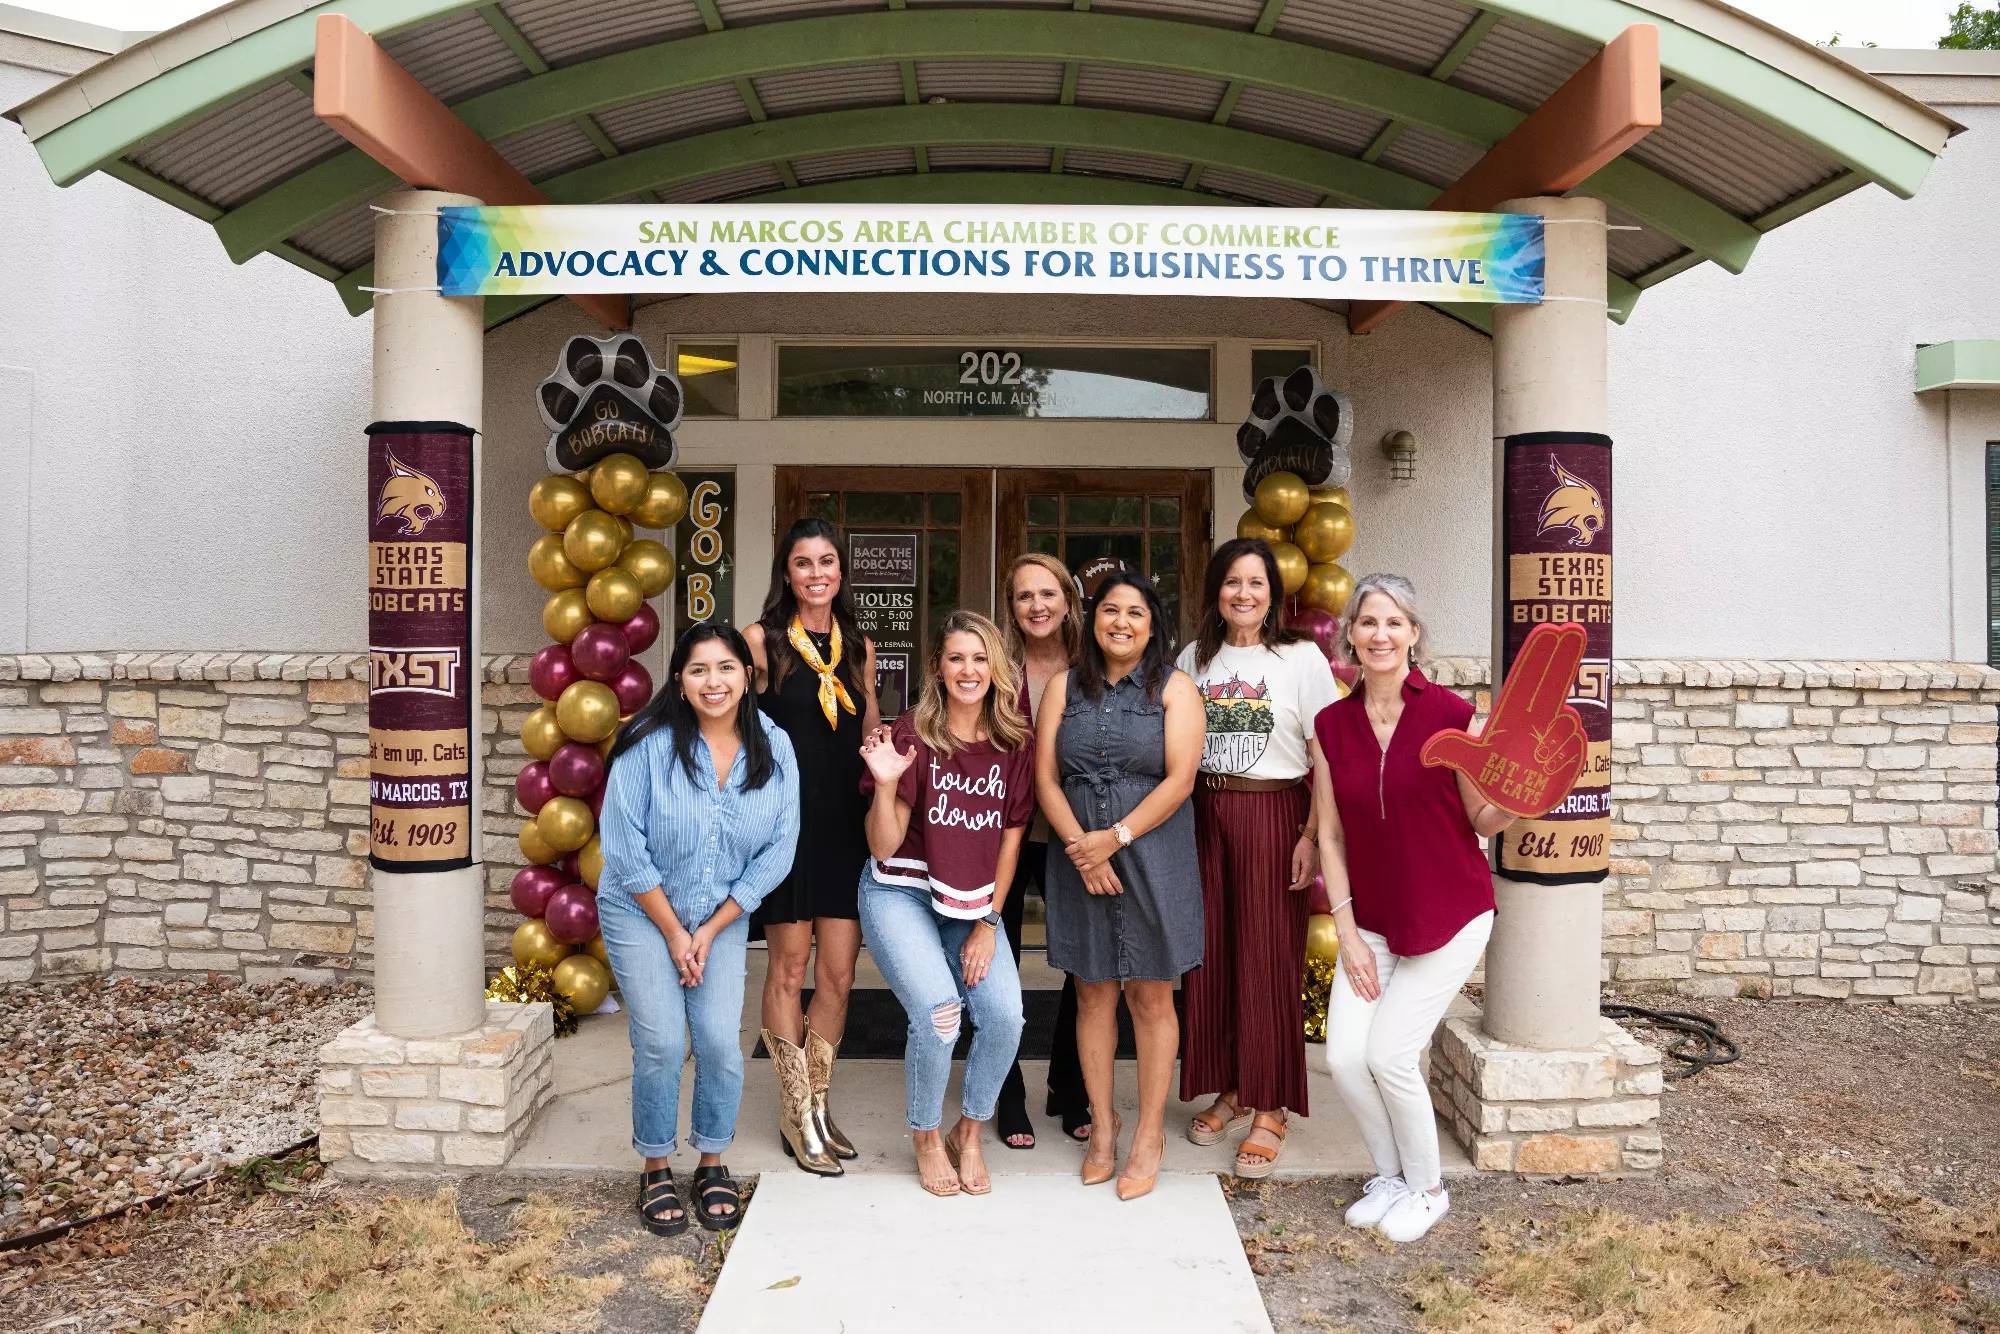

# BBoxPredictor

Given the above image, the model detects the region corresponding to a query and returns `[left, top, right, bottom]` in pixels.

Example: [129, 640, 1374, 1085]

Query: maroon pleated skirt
[1179, 783, 1311, 1114]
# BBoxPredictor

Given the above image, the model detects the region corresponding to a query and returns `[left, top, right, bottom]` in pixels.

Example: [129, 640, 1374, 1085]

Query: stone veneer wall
[2, 653, 1996, 1002]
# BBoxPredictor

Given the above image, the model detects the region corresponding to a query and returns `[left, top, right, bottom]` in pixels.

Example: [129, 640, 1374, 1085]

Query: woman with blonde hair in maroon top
[1309, 573, 1516, 1243]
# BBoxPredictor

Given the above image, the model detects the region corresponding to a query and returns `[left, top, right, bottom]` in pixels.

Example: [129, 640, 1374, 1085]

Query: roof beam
[311, 14, 628, 330]
[208, 11, 1753, 280]
[1348, 23, 1660, 336]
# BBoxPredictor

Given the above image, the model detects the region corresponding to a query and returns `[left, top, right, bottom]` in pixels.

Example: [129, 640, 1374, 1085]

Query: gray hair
[1337, 572, 1427, 671]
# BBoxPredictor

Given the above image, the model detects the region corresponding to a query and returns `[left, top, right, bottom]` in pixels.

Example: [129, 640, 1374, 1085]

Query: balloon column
[498, 334, 690, 1022]
[1239, 470, 1358, 670]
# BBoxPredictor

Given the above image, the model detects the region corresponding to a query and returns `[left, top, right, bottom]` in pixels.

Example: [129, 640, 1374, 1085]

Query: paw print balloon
[1237, 365, 1353, 503]
[536, 334, 682, 474]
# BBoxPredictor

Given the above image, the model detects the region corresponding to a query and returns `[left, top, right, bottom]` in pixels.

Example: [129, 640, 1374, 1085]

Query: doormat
[752, 988, 1185, 1061]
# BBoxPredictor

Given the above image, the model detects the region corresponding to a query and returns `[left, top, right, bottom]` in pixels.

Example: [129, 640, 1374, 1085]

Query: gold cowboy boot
[805, 1026, 858, 1160]
[764, 1028, 842, 1176]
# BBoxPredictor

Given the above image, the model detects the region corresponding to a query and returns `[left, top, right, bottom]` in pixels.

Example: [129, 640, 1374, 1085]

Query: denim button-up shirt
[596, 715, 801, 924]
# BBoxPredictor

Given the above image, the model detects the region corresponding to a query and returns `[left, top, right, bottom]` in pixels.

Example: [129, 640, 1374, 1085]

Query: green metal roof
[6, 0, 1959, 332]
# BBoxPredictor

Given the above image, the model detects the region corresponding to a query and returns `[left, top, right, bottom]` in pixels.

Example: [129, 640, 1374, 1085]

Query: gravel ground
[0, 976, 368, 1242]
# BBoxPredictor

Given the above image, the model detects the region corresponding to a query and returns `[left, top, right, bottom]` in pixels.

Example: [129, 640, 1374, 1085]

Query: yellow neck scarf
[788, 616, 857, 729]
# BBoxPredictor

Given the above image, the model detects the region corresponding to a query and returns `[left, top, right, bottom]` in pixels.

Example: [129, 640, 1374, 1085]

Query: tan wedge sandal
[1233, 1112, 1288, 1180]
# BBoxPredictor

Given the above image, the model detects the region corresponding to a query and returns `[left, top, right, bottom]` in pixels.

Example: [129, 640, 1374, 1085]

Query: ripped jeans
[859, 866, 1025, 1131]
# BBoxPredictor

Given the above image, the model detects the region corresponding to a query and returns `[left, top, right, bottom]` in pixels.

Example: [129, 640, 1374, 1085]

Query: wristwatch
[1112, 821, 1134, 848]
[980, 910, 1003, 929]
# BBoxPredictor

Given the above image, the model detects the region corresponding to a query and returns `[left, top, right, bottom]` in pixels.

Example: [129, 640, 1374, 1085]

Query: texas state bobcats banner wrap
[436, 204, 1544, 305]
[1497, 432, 1612, 884]
[367, 422, 476, 873]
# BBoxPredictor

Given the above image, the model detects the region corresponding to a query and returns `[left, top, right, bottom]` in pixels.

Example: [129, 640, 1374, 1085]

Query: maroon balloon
[515, 761, 556, 814]
[611, 661, 655, 715]
[620, 603, 661, 655]
[590, 786, 605, 818]
[1287, 605, 1340, 662]
[549, 742, 606, 799]
[558, 851, 580, 880]
[545, 883, 600, 945]
[1331, 661, 1359, 690]
[571, 622, 631, 683]
[529, 643, 580, 702]
[510, 864, 566, 918]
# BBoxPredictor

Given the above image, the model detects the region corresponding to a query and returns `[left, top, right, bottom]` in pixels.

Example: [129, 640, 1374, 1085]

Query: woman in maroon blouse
[1309, 573, 1516, 1244]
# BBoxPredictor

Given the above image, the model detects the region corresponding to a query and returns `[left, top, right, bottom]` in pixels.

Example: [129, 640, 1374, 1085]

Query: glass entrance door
[996, 469, 1211, 645]
[774, 467, 993, 719]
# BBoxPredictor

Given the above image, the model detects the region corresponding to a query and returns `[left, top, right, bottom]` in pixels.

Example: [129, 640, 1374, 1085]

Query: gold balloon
[585, 567, 645, 623]
[578, 836, 603, 889]
[542, 588, 594, 643]
[513, 918, 571, 969]
[589, 453, 651, 516]
[617, 540, 674, 597]
[1305, 913, 1340, 964]
[528, 533, 587, 591]
[518, 819, 561, 866]
[612, 515, 635, 549]
[586, 934, 609, 965]
[1302, 561, 1355, 617]
[1270, 541, 1309, 596]
[632, 471, 689, 530]
[1309, 484, 1352, 510]
[528, 474, 591, 533]
[553, 953, 611, 1013]
[594, 734, 618, 760]
[1236, 511, 1288, 546]
[1253, 471, 1311, 528]
[563, 510, 626, 574]
[521, 705, 565, 761]
[1294, 502, 1356, 565]
[537, 795, 595, 854]
[556, 680, 621, 743]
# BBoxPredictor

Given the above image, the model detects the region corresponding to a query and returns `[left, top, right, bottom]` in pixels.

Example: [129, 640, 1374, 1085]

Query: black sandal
[638, 1166, 687, 1236]
[1057, 1105, 1092, 1143]
[997, 1099, 1037, 1151]
[692, 1164, 744, 1232]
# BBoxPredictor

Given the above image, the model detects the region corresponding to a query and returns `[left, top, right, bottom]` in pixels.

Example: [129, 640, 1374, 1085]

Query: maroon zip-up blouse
[1312, 668, 1494, 956]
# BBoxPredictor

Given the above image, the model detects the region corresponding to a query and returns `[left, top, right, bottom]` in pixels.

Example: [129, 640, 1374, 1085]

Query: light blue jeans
[597, 891, 748, 1158]
[859, 866, 1026, 1131]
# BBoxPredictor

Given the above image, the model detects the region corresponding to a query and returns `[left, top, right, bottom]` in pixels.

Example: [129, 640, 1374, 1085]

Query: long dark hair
[757, 517, 867, 695]
[1190, 537, 1306, 672]
[1074, 568, 1173, 704]
[609, 622, 774, 790]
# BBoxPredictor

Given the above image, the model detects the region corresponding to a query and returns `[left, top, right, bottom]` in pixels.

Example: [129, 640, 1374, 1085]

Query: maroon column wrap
[1496, 431, 1611, 884]
[366, 422, 476, 873]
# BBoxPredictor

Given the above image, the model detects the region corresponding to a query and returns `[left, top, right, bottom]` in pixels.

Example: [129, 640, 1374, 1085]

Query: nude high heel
[1116, 1134, 1165, 1201]
[1080, 1112, 1121, 1187]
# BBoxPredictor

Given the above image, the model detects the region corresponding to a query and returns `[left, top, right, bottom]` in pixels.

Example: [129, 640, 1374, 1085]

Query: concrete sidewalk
[698, 1172, 1274, 1333]
[509, 948, 1474, 1180]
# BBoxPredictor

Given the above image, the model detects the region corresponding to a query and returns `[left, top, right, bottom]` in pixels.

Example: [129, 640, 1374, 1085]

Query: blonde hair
[1000, 552, 1083, 665]
[911, 611, 1030, 756]
[1338, 572, 1427, 672]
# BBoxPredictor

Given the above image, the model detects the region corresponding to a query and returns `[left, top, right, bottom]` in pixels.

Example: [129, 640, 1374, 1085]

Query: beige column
[1484, 195, 1607, 1050]
[371, 188, 487, 1038]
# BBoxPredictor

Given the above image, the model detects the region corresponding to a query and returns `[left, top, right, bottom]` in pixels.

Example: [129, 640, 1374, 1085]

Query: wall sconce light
[1381, 429, 1417, 483]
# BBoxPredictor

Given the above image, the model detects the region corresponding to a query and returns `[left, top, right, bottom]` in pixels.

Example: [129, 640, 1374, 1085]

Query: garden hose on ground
[1601, 1003, 1741, 1080]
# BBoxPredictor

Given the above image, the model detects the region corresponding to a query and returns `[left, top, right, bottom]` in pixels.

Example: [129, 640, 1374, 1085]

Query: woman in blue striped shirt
[597, 622, 800, 1235]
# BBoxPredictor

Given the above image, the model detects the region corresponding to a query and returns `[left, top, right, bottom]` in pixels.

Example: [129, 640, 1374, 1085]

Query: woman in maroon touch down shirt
[1309, 573, 1518, 1245]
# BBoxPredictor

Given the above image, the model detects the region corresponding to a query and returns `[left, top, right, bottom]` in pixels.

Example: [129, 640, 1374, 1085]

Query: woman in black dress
[746, 519, 880, 1176]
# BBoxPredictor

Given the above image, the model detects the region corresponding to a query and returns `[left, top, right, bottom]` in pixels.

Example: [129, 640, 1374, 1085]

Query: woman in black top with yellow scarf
[745, 518, 880, 1176]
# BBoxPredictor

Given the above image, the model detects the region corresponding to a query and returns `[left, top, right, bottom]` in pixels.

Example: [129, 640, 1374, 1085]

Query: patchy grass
[171, 1188, 621, 1333]
[1402, 1208, 1956, 1334]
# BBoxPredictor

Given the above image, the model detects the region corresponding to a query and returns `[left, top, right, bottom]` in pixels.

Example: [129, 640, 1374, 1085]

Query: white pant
[1322, 910, 1493, 1193]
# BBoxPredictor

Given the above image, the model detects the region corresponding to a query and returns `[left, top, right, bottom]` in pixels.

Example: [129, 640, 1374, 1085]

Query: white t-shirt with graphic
[1175, 638, 1344, 781]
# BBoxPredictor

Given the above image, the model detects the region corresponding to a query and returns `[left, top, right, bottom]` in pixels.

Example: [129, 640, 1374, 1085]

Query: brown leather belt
[1198, 773, 1304, 793]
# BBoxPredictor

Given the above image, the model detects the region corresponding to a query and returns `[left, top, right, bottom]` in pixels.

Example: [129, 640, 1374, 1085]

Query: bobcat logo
[376, 454, 447, 536]
[1536, 459, 1605, 549]
[1237, 364, 1353, 502]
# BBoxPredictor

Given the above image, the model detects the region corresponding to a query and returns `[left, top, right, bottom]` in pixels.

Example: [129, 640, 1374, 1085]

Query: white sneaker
[1378, 1185, 1450, 1242]
[1342, 1175, 1408, 1229]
